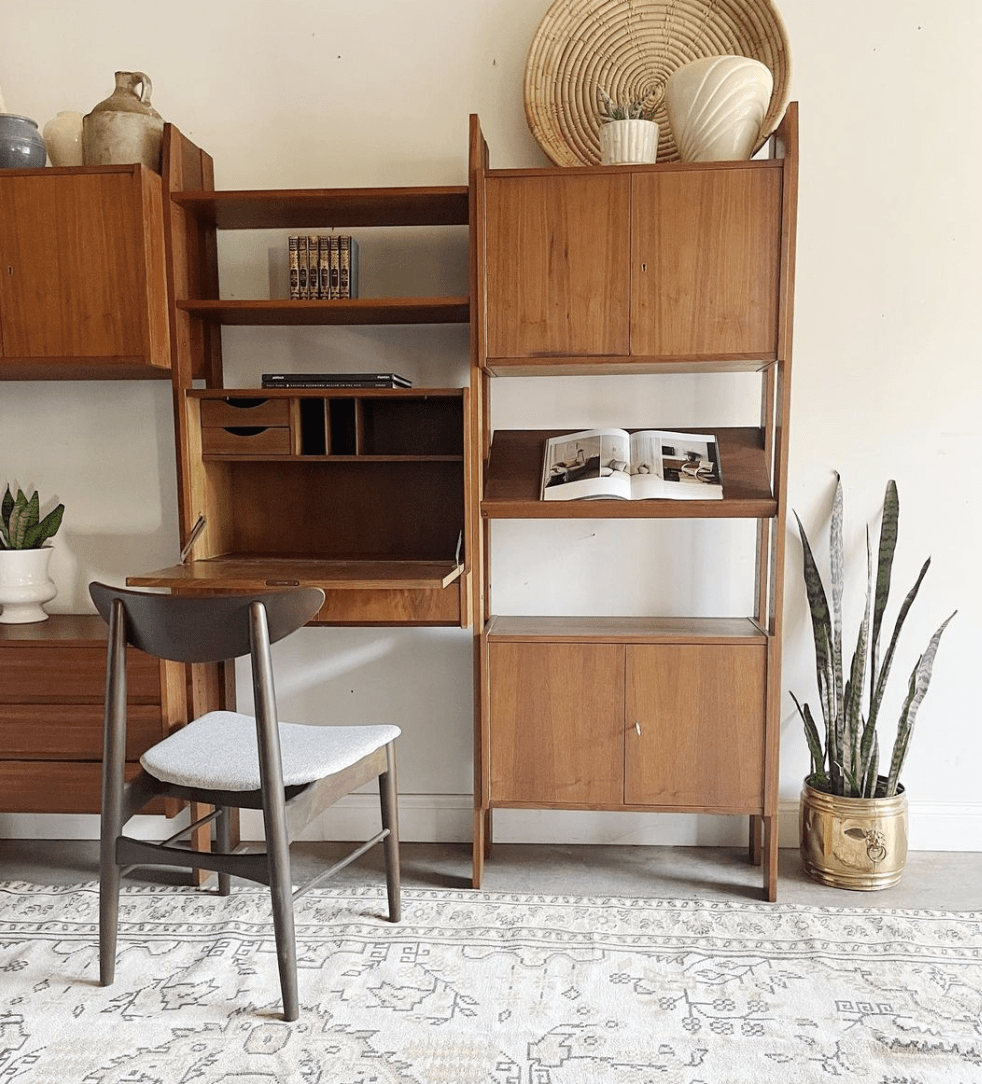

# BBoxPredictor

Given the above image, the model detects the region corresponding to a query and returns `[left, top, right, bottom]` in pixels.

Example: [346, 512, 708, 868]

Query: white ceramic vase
[43, 110, 84, 167]
[665, 55, 773, 163]
[599, 119, 659, 165]
[0, 547, 57, 623]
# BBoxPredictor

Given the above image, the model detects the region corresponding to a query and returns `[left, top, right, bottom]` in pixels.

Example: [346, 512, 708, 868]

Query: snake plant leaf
[8, 490, 38, 549]
[0, 485, 13, 535]
[791, 692, 825, 776]
[23, 503, 64, 549]
[829, 474, 845, 731]
[868, 557, 930, 735]
[795, 510, 835, 732]
[861, 730, 880, 798]
[869, 480, 899, 689]
[884, 611, 956, 796]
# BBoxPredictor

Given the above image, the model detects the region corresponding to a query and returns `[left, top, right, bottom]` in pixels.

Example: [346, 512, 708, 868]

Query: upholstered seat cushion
[140, 711, 401, 791]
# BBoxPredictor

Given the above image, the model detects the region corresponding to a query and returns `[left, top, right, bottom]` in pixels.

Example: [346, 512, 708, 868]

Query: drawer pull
[634, 720, 642, 737]
[266, 579, 301, 587]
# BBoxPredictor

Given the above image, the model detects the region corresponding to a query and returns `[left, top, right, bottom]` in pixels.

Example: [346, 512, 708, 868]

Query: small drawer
[202, 426, 292, 456]
[200, 397, 292, 428]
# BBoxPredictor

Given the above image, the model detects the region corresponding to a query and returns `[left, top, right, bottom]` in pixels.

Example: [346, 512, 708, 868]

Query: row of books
[262, 372, 412, 389]
[288, 235, 359, 300]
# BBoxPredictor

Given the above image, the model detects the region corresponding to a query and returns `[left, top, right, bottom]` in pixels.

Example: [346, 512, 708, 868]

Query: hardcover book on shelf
[296, 235, 310, 301]
[339, 235, 359, 299]
[317, 235, 332, 301]
[288, 235, 300, 300]
[262, 372, 412, 389]
[541, 427, 722, 501]
[307, 235, 321, 299]
[328, 236, 341, 299]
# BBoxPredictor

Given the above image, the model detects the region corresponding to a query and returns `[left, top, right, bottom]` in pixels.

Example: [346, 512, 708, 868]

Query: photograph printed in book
[541, 427, 723, 501]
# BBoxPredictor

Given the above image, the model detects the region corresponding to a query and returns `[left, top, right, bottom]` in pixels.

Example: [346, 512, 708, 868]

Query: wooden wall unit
[0, 165, 171, 380]
[470, 107, 799, 900]
[125, 127, 472, 628]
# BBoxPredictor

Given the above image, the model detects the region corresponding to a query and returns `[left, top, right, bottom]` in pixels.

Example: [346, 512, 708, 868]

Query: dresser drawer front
[0, 644, 161, 703]
[0, 761, 160, 814]
[200, 397, 292, 428]
[201, 426, 292, 456]
[0, 703, 163, 759]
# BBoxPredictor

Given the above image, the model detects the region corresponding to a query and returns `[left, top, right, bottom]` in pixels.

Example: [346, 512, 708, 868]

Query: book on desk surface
[262, 372, 412, 389]
[541, 427, 722, 502]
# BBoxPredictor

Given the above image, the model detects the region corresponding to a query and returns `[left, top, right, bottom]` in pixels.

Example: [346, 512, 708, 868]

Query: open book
[541, 428, 723, 501]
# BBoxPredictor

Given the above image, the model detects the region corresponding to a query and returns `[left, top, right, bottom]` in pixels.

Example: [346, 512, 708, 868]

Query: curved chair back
[88, 583, 326, 663]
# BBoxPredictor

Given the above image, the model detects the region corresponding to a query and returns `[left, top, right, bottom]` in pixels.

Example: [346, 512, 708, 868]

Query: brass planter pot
[799, 776, 908, 890]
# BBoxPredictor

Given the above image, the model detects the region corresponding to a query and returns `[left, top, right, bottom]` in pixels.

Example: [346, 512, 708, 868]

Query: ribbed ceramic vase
[0, 547, 57, 623]
[665, 55, 773, 163]
[599, 119, 659, 165]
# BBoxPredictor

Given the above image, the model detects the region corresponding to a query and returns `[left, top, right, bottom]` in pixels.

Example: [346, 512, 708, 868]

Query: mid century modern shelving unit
[0, 108, 797, 901]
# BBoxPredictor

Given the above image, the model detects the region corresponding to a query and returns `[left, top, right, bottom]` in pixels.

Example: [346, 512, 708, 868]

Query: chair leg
[216, 806, 233, 897]
[266, 820, 299, 1021]
[380, 742, 401, 923]
[99, 842, 121, 986]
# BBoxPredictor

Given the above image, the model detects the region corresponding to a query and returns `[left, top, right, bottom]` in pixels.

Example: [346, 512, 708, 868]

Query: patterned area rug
[1, 882, 981, 1083]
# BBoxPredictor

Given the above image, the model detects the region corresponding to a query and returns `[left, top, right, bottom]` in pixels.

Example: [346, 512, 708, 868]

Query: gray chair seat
[141, 712, 401, 791]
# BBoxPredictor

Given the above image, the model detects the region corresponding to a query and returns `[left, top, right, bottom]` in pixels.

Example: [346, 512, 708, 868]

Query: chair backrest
[88, 583, 326, 663]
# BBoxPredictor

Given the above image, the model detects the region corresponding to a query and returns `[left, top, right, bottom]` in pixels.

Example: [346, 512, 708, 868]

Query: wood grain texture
[632, 166, 782, 357]
[0, 166, 170, 376]
[624, 643, 765, 809]
[485, 172, 631, 358]
[489, 642, 624, 804]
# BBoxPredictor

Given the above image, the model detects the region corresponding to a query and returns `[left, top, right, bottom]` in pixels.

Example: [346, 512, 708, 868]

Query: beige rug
[1, 881, 980, 1082]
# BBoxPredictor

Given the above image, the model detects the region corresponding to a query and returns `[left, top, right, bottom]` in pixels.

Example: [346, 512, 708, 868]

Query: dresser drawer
[0, 703, 162, 759]
[201, 425, 293, 456]
[0, 641, 162, 703]
[200, 397, 292, 428]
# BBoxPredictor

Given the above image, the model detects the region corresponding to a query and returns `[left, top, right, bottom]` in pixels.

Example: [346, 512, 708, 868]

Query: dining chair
[89, 581, 401, 1021]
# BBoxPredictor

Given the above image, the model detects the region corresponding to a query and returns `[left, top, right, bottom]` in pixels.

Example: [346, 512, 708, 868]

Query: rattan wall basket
[524, 0, 792, 167]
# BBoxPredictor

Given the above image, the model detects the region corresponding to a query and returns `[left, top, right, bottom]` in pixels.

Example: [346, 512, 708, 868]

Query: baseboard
[4, 797, 982, 851]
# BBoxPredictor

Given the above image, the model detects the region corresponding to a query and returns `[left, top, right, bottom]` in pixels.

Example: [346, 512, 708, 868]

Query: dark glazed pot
[0, 114, 46, 168]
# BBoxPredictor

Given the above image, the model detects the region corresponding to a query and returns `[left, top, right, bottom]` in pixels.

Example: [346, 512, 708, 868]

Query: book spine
[297, 235, 309, 301]
[339, 235, 356, 300]
[288, 235, 300, 300]
[349, 237, 359, 299]
[307, 235, 320, 299]
[318, 235, 331, 301]
[329, 236, 340, 300]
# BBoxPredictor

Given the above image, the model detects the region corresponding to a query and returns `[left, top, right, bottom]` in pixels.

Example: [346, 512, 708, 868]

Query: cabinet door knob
[634, 720, 642, 736]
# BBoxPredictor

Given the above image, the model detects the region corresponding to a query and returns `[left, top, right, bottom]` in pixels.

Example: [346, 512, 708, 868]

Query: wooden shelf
[177, 297, 469, 326]
[483, 355, 776, 377]
[482, 427, 775, 519]
[173, 185, 469, 229]
[486, 615, 767, 643]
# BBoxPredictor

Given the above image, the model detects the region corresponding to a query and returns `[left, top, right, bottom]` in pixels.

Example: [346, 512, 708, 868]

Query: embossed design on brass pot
[799, 776, 908, 891]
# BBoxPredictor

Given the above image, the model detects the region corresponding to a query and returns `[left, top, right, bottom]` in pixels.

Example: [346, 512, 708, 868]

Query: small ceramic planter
[599, 119, 659, 165]
[799, 776, 908, 890]
[0, 114, 47, 169]
[0, 547, 57, 623]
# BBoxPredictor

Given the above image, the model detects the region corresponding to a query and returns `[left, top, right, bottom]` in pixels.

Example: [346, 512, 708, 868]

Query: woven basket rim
[524, 0, 792, 166]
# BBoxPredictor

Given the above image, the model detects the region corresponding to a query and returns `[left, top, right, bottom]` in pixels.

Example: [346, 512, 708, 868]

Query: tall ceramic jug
[82, 71, 164, 171]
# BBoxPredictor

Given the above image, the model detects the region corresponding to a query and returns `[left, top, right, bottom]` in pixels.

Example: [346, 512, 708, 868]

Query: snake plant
[597, 86, 656, 122]
[0, 486, 64, 549]
[791, 475, 955, 798]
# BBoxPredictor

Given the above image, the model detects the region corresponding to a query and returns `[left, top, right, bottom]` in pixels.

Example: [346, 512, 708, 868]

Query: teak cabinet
[485, 165, 782, 366]
[470, 107, 798, 900]
[0, 165, 171, 379]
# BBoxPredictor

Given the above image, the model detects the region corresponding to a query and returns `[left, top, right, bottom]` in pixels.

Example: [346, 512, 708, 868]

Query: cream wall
[0, 1, 978, 851]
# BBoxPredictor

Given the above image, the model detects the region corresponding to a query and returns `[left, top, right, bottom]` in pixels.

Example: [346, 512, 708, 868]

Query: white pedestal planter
[0, 547, 57, 623]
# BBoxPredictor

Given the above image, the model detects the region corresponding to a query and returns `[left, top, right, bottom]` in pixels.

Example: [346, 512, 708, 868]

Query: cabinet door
[489, 642, 623, 804]
[485, 173, 631, 359]
[624, 643, 765, 808]
[0, 171, 161, 361]
[631, 168, 782, 358]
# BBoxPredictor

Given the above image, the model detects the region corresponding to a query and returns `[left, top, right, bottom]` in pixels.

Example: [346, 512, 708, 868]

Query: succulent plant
[0, 485, 65, 549]
[597, 86, 656, 122]
[791, 474, 955, 799]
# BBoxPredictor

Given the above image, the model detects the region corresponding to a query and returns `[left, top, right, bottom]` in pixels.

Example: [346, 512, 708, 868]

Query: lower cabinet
[488, 637, 766, 813]
[0, 616, 184, 814]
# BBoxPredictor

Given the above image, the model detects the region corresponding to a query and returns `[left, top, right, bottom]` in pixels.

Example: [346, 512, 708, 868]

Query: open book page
[541, 428, 632, 501]
[628, 430, 723, 499]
